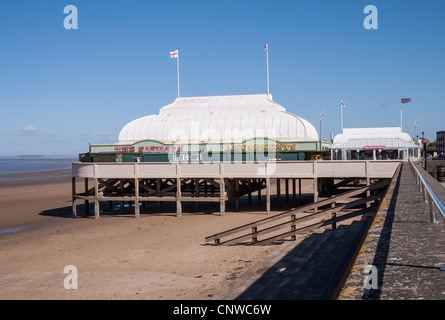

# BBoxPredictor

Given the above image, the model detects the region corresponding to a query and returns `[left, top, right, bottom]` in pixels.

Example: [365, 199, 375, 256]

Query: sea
[0, 158, 75, 182]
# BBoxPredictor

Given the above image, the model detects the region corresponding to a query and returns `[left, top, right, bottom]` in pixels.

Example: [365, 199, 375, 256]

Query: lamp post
[319, 111, 325, 152]
[423, 131, 427, 170]
[415, 120, 419, 142]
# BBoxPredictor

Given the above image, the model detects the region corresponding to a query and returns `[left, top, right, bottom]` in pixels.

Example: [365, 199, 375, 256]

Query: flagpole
[266, 43, 269, 96]
[177, 49, 180, 98]
[341, 100, 343, 132]
[400, 97, 402, 130]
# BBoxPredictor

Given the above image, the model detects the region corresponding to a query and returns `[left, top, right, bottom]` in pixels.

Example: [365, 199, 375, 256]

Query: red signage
[114, 145, 184, 153]
[363, 145, 386, 150]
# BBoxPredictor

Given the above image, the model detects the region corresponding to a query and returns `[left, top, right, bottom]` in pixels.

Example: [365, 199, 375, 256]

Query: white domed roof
[118, 94, 318, 144]
[333, 127, 412, 145]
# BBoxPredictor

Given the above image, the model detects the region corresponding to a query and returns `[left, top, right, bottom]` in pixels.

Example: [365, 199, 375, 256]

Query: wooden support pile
[72, 175, 311, 219]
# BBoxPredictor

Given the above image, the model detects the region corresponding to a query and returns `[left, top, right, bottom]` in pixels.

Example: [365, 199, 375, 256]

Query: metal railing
[72, 160, 401, 179]
[409, 159, 445, 271]
[205, 179, 390, 245]
[408, 159, 445, 225]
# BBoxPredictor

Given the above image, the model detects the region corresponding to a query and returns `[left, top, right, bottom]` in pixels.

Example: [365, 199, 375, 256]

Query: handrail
[205, 179, 390, 245]
[408, 159, 445, 272]
[408, 159, 445, 223]
[72, 160, 401, 179]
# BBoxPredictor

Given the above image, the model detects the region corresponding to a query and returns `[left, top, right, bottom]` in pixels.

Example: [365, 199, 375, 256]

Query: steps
[235, 219, 371, 300]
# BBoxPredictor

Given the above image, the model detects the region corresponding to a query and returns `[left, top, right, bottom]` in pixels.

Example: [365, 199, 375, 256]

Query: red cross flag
[341, 100, 345, 107]
[169, 49, 178, 58]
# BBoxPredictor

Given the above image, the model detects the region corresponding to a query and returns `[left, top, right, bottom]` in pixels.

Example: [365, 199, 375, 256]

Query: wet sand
[0, 173, 314, 300]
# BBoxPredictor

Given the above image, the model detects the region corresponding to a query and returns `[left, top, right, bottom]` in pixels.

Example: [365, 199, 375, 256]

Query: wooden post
[331, 202, 336, 229]
[120, 179, 125, 214]
[194, 178, 199, 211]
[220, 178, 225, 216]
[252, 227, 258, 244]
[134, 178, 140, 218]
[84, 178, 89, 214]
[235, 179, 240, 211]
[72, 177, 77, 217]
[285, 178, 289, 204]
[266, 177, 271, 214]
[157, 178, 161, 211]
[373, 188, 379, 205]
[291, 214, 296, 240]
[366, 177, 371, 208]
[176, 178, 182, 218]
[258, 179, 262, 201]
[277, 178, 281, 207]
[292, 178, 296, 200]
[94, 178, 100, 219]
[248, 179, 252, 204]
[299, 178, 302, 197]
[313, 178, 318, 213]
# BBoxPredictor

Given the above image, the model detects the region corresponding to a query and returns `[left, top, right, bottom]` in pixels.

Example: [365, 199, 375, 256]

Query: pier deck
[71, 160, 401, 218]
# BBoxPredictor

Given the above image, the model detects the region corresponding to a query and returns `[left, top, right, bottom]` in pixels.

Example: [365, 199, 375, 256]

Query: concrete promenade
[338, 161, 445, 300]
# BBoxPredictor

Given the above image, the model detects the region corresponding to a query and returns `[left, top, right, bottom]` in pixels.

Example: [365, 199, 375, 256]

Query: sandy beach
[0, 172, 315, 300]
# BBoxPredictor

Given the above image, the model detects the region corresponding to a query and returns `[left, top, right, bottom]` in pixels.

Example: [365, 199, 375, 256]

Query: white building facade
[331, 127, 421, 161]
[87, 94, 326, 162]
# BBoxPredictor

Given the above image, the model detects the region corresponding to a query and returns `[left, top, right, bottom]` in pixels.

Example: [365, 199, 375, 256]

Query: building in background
[437, 131, 445, 154]
[331, 127, 421, 160]
[83, 94, 329, 162]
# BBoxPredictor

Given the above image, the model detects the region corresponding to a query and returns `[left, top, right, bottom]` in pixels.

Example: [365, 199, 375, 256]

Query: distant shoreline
[0, 158, 76, 183]
[0, 155, 77, 159]
[0, 169, 72, 183]
[0, 158, 77, 161]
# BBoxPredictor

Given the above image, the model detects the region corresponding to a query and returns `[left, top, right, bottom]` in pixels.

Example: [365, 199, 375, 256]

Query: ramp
[205, 179, 391, 246]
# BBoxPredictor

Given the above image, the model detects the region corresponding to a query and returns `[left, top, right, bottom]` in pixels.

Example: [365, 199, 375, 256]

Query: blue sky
[0, 0, 444, 156]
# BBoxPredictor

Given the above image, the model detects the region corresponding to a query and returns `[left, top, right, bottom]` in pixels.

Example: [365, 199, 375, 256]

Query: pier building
[82, 94, 330, 163]
[331, 127, 421, 160]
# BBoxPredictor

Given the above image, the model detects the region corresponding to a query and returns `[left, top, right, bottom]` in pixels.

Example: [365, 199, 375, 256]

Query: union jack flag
[401, 98, 411, 104]
[264, 43, 268, 51]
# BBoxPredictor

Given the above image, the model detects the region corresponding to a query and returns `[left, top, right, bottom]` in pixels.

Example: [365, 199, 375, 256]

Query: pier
[71, 160, 400, 218]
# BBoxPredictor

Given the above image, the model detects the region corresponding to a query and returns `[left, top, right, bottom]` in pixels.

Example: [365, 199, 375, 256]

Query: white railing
[72, 160, 401, 180]
[408, 159, 445, 224]
[409, 159, 445, 272]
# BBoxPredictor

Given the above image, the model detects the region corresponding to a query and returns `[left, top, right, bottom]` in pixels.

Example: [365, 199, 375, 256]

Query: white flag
[169, 49, 178, 58]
